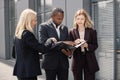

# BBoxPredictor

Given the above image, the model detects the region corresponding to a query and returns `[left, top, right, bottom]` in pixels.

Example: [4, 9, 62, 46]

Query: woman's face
[75, 14, 85, 27]
[31, 17, 37, 28]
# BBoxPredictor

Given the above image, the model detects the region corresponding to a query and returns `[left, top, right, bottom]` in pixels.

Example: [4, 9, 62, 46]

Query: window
[35, 0, 52, 38]
[37, 0, 52, 23]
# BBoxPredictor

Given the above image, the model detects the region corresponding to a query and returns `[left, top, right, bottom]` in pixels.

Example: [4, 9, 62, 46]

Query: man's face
[52, 12, 64, 26]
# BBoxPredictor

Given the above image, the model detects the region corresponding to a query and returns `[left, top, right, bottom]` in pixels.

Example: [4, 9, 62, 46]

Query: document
[60, 41, 86, 56]
[74, 41, 86, 48]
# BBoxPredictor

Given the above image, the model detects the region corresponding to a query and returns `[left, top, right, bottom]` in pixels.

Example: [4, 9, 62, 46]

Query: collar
[50, 19, 62, 29]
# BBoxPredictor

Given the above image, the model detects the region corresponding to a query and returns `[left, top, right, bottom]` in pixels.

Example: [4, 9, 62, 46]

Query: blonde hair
[15, 9, 37, 39]
[73, 9, 93, 28]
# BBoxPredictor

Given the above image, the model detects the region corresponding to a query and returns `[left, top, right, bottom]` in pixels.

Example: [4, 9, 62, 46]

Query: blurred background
[0, 0, 120, 80]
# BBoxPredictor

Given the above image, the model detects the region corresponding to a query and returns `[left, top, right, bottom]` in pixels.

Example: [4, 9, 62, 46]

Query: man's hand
[50, 37, 57, 43]
[61, 49, 73, 56]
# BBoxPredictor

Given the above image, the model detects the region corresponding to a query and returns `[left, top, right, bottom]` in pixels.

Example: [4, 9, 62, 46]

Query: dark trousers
[73, 69, 95, 80]
[45, 68, 68, 80]
[17, 76, 37, 80]
[72, 55, 95, 80]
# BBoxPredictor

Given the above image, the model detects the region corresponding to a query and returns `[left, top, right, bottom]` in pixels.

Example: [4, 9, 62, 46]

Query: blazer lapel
[49, 22, 59, 40]
[74, 28, 89, 41]
[59, 25, 66, 40]
[84, 28, 89, 41]
[75, 28, 80, 39]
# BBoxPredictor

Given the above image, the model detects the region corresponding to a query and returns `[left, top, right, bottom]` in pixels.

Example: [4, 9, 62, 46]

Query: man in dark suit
[39, 8, 70, 80]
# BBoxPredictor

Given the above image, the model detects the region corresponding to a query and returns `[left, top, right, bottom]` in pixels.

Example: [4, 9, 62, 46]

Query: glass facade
[37, 0, 52, 23]
[91, 0, 120, 79]
[8, 0, 17, 58]
[115, 0, 120, 79]
[34, 0, 52, 38]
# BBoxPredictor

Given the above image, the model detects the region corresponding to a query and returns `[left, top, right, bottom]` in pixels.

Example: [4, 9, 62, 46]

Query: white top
[79, 30, 85, 52]
[79, 31, 85, 39]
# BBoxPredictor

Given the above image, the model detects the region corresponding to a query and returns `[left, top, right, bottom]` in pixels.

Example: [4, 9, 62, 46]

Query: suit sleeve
[39, 24, 48, 44]
[88, 30, 98, 52]
[22, 30, 50, 53]
[64, 26, 69, 41]
[39, 24, 54, 48]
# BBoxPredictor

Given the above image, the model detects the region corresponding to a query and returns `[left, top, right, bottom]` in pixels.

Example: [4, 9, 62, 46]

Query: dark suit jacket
[69, 28, 99, 73]
[39, 20, 69, 70]
[13, 30, 49, 78]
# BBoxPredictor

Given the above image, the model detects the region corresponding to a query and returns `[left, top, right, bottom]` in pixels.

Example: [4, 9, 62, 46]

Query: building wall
[66, 0, 83, 28]
[52, 0, 83, 29]
[0, 0, 30, 59]
[0, 0, 6, 59]
[91, 0, 115, 80]
[97, 1, 114, 79]
[115, 0, 120, 79]
[16, 0, 29, 18]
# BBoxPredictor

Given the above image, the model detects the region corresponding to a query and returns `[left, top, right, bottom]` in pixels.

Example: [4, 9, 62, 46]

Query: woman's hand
[74, 39, 88, 49]
[83, 42, 88, 48]
[74, 39, 81, 44]
[74, 39, 85, 44]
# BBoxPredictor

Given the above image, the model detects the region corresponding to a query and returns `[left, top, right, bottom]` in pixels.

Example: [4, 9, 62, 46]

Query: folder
[50, 41, 86, 56]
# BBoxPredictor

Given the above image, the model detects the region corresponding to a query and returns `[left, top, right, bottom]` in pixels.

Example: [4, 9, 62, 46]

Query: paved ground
[0, 58, 73, 80]
[0, 58, 45, 80]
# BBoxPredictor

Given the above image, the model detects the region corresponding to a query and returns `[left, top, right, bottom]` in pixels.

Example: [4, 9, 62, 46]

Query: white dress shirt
[51, 21, 61, 38]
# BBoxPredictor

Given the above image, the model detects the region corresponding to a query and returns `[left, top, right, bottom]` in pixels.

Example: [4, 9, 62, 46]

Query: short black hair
[51, 8, 64, 17]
